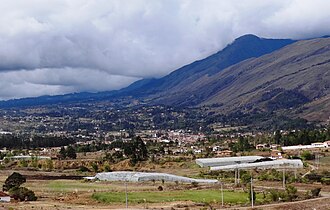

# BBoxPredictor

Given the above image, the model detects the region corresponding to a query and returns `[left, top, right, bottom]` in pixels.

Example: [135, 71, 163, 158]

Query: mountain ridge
[1, 35, 329, 122]
[0, 34, 296, 108]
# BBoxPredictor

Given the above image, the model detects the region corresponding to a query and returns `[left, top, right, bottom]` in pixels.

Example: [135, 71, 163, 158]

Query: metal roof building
[196, 156, 263, 167]
[210, 159, 303, 171]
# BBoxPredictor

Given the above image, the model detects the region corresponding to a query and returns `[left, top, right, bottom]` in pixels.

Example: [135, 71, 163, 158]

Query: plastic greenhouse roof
[89, 171, 218, 183]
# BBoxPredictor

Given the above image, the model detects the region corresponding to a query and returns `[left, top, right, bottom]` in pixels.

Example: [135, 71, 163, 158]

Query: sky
[1, 0, 330, 100]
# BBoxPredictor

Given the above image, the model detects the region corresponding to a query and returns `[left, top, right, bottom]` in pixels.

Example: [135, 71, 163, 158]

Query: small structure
[0, 191, 10, 202]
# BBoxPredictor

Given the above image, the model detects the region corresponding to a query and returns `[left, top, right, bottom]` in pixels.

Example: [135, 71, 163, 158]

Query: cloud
[0, 68, 137, 100]
[0, 0, 330, 99]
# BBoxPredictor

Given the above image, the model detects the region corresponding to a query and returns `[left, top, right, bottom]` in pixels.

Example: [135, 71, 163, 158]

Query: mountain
[1, 35, 330, 122]
[0, 34, 296, 108]
[121, 34, 296, 96]
[150, 37, 330, 121]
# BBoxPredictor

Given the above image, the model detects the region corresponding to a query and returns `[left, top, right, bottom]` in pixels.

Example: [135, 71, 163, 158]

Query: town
[0, 102, 329, 209]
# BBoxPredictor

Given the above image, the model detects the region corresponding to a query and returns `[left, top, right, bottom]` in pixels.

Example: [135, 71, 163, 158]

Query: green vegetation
[9, 186, 37, 201]
[2, 172, 37, 201]
[3, 172, 26, 191]
[59, 145, 77, 159]
[0, 134, 75, 149]
[267, 185, 298, 202]
[274, 129, 330, 146]
[92, 189, 263, 204]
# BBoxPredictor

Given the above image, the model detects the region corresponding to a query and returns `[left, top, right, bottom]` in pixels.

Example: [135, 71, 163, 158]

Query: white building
[196, 156, 263, 167]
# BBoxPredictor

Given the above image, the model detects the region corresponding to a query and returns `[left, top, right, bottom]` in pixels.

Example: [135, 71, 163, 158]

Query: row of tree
[0, 134, 76, 149]
[274, 129, 330, 146]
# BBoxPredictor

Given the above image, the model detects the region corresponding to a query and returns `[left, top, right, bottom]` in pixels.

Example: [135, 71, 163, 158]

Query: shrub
[321, 178, 330, 185]
[269, 189, 280, 202]
[9, 187, 37, 201]
[300, 151, 314, 160]
[305, 172, 322, 183]
[241, 173, 251, 184]
[285, 185, 298, 201]
[191, 182, 198, 188]
[78, 166, 90, 172]
[311, 187, 321, 197]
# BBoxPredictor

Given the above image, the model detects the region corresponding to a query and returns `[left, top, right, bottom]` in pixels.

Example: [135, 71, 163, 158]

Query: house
[256, 144, 268, 150]
[214, 150, 233, 157]
[324, 141, 330, 148]
[0, 191, 10, 202]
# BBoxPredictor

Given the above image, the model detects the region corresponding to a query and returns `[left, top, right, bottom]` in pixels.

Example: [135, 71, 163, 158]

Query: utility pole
[315, 153, 320, 170]
[282, 169, 286, 189]
[251, 177, 254, 208]
[235, 168, 237, 186]
[125, 180, 128, 208]
[238, 169, 240, 184]
[221, 182, 224, 207]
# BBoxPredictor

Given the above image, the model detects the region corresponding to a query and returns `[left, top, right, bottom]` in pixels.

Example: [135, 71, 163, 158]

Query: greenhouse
[196, 156, 263, 167]
[210, 159, 303, 171]
[87, 171, 218, 183]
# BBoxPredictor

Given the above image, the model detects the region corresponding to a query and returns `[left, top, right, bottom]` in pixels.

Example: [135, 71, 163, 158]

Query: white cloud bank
[0, 0, 330, 99]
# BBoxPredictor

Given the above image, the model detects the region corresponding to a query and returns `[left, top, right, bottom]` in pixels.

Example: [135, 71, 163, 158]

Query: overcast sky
[1, 0, 330, 100]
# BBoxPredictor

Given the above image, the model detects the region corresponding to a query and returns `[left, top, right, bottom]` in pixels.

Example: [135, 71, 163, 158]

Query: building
[196, 156, 263, 167]
[282, 141, 329, 151]
[210, 159, 303, 171]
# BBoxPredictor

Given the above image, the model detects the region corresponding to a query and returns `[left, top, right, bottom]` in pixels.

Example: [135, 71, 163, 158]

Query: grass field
[92, 189, 263, 204]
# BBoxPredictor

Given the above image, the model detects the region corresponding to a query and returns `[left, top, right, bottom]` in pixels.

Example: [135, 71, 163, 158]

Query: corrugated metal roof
[210, 159, 303, 171]
[196, 156, 263, 167]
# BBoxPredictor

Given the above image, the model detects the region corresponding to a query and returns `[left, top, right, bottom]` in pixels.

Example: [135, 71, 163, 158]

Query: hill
[149, 37, 330, 121]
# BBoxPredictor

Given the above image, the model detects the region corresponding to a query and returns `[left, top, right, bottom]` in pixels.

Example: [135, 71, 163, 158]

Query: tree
[3, 172, 26, 191]
[133, 136, 148, 161]
[274, 130, 282, 145]
[123, 136, 148, 164]
[91, 162, 99, 173]
[66, 145, 77, 159]
[59, 146, 66, 159]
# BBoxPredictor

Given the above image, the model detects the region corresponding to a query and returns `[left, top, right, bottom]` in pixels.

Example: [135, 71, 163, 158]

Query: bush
[269, 189, 280, 202]
[78, 166, 90, 172]
[321, 178, 330, 185]
[285, 185, 298, 201]
[305, 172, 322, 183]
[300, 151, 314, 160]
[311, 187, 321, 197]
[191, 182, 198, 188]
[9, 187, 37, 201]
[241, 173, 251, 184]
